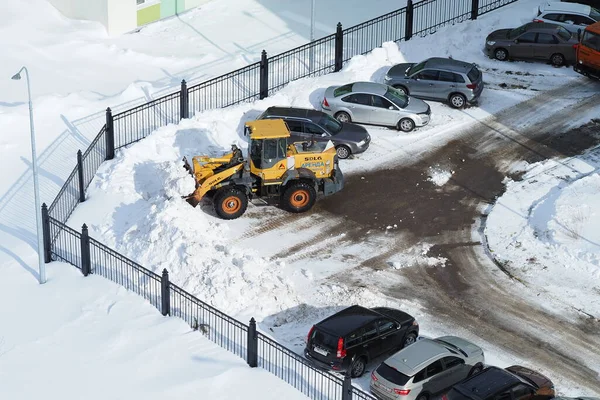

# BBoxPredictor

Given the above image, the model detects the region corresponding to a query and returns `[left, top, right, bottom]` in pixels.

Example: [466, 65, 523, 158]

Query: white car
[535, 2, 600, 34]
[370, 336, 484, 400]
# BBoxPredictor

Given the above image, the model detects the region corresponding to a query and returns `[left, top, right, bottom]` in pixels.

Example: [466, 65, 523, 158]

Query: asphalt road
[314, 79, 600, 393]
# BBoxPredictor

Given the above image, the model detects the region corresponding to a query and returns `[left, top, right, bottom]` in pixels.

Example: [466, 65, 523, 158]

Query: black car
[304, 305, 419, 378]
[442, 366, 556, 400]
[258, 106, 371, 159]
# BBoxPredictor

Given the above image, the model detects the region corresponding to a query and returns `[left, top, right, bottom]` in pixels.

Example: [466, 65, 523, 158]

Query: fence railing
[342, 7, 407, 62]
[40, 0, 520, 399]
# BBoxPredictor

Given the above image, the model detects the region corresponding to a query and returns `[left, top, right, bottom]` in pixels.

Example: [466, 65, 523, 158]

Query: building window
[137, 0, 145, 4]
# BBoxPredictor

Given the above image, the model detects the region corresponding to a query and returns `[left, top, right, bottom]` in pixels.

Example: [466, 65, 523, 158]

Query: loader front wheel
[214, 187, 248, 219]
[282, 182, 316, 213]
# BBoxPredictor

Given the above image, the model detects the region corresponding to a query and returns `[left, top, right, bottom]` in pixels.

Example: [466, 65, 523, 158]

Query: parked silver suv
[383, 57, 484, 109]
[370, 336, 485, 400]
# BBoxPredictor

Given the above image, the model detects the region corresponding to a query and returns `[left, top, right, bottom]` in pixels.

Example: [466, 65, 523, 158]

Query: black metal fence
[41, 0, 520, 399]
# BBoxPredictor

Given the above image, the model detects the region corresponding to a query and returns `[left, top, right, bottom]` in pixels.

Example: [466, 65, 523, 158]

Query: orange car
[574, 21, 600, 79]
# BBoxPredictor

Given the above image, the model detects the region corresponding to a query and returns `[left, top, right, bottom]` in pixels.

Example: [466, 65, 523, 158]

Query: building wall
[49, 0, 214, 35]
[107, 0, 137, 35]
[47, 0, 109, 31]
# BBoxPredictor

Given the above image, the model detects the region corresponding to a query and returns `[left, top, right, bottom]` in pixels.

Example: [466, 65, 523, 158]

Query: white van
[535, 2, 600, 33]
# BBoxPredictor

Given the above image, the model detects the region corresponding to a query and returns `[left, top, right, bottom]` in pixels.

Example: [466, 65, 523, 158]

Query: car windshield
[376, 363, 411, 385]
[508, 25, 527, 39]
[384, 87, 409, 108]
[333, 84, 353, 97]
[591, 7, 600, 21]
[556, 26, 572, 41]
[408, 60, 426, 76]
[582, 30, 600, 51]
[318, 114, 343, 134]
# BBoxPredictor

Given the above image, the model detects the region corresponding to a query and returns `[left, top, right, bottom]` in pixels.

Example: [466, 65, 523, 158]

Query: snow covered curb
[484, 145, 600, 317]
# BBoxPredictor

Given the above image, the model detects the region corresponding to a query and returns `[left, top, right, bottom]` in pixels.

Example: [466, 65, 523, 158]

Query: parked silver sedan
[370, 336, 485, 400]
[321, 82, 431, 132]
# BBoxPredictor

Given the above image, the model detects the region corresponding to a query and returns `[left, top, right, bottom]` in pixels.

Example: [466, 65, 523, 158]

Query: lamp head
[11, 73, 21, 80]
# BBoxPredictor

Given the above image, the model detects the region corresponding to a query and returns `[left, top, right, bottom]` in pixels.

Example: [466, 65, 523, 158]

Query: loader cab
[245, 119, 291, 181]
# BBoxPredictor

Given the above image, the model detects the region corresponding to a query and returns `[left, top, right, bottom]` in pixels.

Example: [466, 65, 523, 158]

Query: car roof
[452, 367, 523, 400]
[541, 1, 591, 14]
[384, 339, 453, 377]
[316, 305, 383, 336]
[262, 106, 325, 120]
[423, 57, 474, 73]
[351, 81, 387, 95]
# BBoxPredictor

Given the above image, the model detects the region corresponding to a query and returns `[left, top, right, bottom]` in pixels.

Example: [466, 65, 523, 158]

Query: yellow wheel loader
[182, 119, 344, 219]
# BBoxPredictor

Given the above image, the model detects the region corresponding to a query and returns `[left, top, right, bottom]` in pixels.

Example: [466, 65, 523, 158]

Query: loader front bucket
[182, 191, 201, 208]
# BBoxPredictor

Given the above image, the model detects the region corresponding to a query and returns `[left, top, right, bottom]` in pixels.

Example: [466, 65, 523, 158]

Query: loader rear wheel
[282, 182, 316, 213]
[214, 188, 248, 219]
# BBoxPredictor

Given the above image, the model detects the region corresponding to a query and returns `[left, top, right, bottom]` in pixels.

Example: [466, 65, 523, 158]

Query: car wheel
[281, 181, 317, 213]
[397, 118, 415, 132]
[449, 93, 466, 109]
[416, 393, 429, 400]
[494, 48, 508, 61]
[335, 145, 351, 159]
[350, 357, 367, 378]
[335, 111, 351, 123]
[393, 85, 409, 95]
[402, 332, 417, 348]
[550, 53, 565, 67]
[468, 364, 483, 377]
[213, 187, 248, 220]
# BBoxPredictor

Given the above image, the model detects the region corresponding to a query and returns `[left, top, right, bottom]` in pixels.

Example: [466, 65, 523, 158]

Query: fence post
[471, 0, 479, 20]
[334, 22, 344, 72]
[77, 150, 85, 203]
[259, 50, 269, 100]
[41, 203, 52, 263]
[80, 224, 91, 276]
[161, 268, 170, 316]
[405, 0, 414, 41]
[247, 317, 258, 367]
[105, 107, 115, 160]
[180, 79, 189, 120]
[342, 373, 352, 400]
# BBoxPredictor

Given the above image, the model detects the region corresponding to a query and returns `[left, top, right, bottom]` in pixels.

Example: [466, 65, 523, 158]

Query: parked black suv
[304, 305, 419, 378]
[442, 366, 555, 400]
[258, 106, 371, 159]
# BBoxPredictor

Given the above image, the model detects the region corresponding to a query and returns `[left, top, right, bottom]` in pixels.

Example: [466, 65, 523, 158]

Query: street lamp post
[309, 0, 316, 73]
[12, 66, 46, 284]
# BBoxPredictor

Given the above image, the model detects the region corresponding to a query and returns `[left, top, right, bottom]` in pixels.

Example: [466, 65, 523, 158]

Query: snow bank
[486, 151, 600, 316]
[0, 262, 308, 400]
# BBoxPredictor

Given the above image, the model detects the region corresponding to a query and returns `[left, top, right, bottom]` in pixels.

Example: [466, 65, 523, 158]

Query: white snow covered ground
[0, 262, 308, 400]
[61, 0, 599, 396]
[486, 141, 600, 317]
[3, 0, 600, 398]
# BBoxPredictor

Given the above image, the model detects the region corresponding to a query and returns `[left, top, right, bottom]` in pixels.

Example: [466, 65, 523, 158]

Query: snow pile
[427, 165, 455, 187]
[387, 243, 447, 269]
[486, 152, 600, 316]
[70, 119, 302, 318]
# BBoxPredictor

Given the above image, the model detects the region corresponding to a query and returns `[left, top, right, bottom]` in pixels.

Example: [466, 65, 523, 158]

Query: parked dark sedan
[485, 22, 578, 66]
[442, 365, 555, 400]
[258, 106, 370, 159]
[304, 305, 419, 378]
